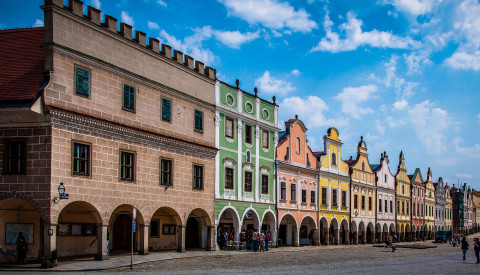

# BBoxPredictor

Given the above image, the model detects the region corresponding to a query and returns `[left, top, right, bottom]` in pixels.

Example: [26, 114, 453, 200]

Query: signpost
[131, 206, 136, 269]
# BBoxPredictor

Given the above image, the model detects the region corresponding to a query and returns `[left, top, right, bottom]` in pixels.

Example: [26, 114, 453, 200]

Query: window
[342, 191, 347, 208]
[362, 162, 365, 171]
[280, 182, 286, 200]
[161, 98, 171, 122]
[150, 220, 159, 237]
[262, 130, 269, 148]
[160, 159, 172, 186]
[225, 117, 234, 138]
[261, 175, 268, 194]
[322, 187, 327, 205]
[402, 201, 405, 214]
[302, 190, 307, 203]
[306, 153, 311, 167]
[390, 201, 393, 213]
[73, 142, 90, 176]
[368, 197, 372, 210]
[123, 84, 135, 111]
[385, 174, 387, 183]
[246, 150, 251, 162]
[244, 171, 252, 192]
[300, 225, 308, 239]
[311, 191, 316, 204]
[245, 124, 252, 144]
[385, 200, 388, 214]
[291, 184, 296, 201]
[413, 203, 416, 216]
[4, 139, 26, 175]
[225, 167, 234, 189]
[402, 185, 405, 194]
[379, 199, 383, 212]
[120, 151, 135, 181]
[193, 165, 203, 189]
[397, 201, 400, 213]
[332, 152, 337, 166]
[162, 224, 176, 235]
[332, 189, 337, 206]
[75, 66, 90, 96]
[296, 137, 301, 154]
[361, 196, 365, 210]
[407, 202, 409, 214]
[354, 194, 358, 209]
[194, 110, 203, 131]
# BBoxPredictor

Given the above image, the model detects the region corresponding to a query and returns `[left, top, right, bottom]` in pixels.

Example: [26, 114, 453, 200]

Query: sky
[2, 0, 480, 190]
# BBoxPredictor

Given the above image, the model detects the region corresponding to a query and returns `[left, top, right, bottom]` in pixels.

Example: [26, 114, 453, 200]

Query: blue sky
[2, 0, 480, 189]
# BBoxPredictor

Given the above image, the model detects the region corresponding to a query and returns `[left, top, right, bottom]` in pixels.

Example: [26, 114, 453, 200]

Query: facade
[372, 152, 396, 243]
[434, 178, 447, 233]
[466, 186, 474, 234]
[276, 116, 318, 246]
[346, 137, 376, 244]
[424, 168, 436, 239]
[445, 184, 453, 231]
[410, 168, 425, 240]
[316, 128, 350, 245]
[472, 190, 480, 233]
[395, 151, 411, 241]
[1, 0, 218, 265]
[451, 184, 465, 235]
[214, 81, 278, 248]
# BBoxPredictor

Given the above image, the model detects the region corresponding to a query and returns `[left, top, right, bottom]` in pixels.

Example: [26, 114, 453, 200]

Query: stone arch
[109, 204, 145, 253]
[299, 215, 316, 245]
[339, 218, 349, 245]
[261, 209, 277, 243]
[319, 216, 329, 245]
[367, 222, 375, 244]
[0, 191, 48, 221]
[278, 213, 298, 246]
[241, 207, 261, 230]
[149, 206, 182, 251]
[185, 208, 212, 250]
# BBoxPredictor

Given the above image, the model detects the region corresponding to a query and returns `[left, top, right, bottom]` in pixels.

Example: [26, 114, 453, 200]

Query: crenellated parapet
[43, 0, 216, 80]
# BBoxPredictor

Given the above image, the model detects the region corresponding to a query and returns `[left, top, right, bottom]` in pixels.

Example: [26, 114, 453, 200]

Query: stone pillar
[293, 229, 299, 247]
[236, 226, 242, 242]
[206, 226, 215, 251]
[362, 231, 367, 244]
[312, 229, 320, 245]
[138, 224, 149, 255]
[344, 229, 350, 245]
[41, 223, 57, 268]
[323, 228, 329, 245]
[353, 231, 358, 244]
[177, 225, 186, 253]
[95, 223, 109, 260]
[334, 229, 339, 245]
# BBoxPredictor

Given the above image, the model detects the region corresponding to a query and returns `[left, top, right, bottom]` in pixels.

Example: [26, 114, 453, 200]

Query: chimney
[103, 15, 118, 33]
[162, 44, 172, 58]
[148, 38, 160, 53]
[135, 31, 146, 46]
[195, 61, 204, 74]
[69, 0, 84, 17]
[87, 6, 101, 25]
[184, 55, 194, 69]
[120, 23, 133, 40]
[173, 50, 184, 63]
[205, 67, 216, 80]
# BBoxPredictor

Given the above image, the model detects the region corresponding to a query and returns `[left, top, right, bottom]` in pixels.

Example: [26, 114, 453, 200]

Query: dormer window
[332, 152, 336, 166]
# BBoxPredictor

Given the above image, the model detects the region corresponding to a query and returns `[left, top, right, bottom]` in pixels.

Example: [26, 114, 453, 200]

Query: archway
[412, 225, 416, 241]
[241, 208, 260, 232]
[405, 224, 410, 242]
[350, 220, 358, 244]
[217, 207, 240, 249]
[389, 223, 395, 241]
[149, 207, 181, 251]
[0, 198, 41, 263]
[376, 223, 382, 243]
[57, 201, 102, 257]
[279, 213, 297, 246]
[382, 223, 388, 243]
[340, 219, 349, 245]
[329, 218, 339, 245]
[299, 216, 316, 245]
[109, 204, 144, 253]
[358, 222, 365, 244]
[186, 208, 212, 250]
[319, 217, 329, 245]
[261, 210, 277, 244]
[367, 222, 375, 244]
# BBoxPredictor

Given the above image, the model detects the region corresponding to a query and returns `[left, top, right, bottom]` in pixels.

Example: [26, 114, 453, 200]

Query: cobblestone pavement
[102, 240, 480, 274]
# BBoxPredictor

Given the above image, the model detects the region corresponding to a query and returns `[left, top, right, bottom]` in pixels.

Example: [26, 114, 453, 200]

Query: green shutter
[76, 67, 90, 96]
[195, 110, 203, 130]
[162, 98, 171, 121]
[123, 84, 135, 110]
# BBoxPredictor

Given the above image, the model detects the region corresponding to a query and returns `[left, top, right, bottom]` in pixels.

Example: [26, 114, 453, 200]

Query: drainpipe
[274, 159, 279, 245]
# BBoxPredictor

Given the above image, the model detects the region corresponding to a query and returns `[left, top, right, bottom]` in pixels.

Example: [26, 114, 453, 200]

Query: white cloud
[456, 173, 473, 179]
[384, 56, 419, 99]
[148, 21, 160, 30]
[220, 0, 318, 33]
[121, 11, 134, 26]
[156, 0, 167, 7]
[213, 30, 259, 49]
[453, 136, 480, 157]
[291, 69, 300, 75]
[311, 11, 419, 53]
[255, 71, 296, 96]
[444, 51, 480, 71]
[90, 0, 101, 9]
[393, 99, 408, 110]
[33, 19, 43, 27]
[386, 0, 435, 16]
[408, 100, 449, 154]
[334, 84, 379, 119]
[375, 119, 386, 136]
[280, 96, 349, 128]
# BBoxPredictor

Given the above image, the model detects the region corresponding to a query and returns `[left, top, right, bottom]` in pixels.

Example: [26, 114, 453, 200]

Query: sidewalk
[0, 240, 449, 272]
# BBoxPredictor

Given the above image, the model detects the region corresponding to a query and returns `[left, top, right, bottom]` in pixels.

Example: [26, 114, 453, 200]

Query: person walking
[265, 231, 270, 251]
[253, 229, 259, 252]
[259, 230, 265, 252]
[16, 232, 28, 264]
[461, 236, 469, 261]
[473, 238, 480, 264]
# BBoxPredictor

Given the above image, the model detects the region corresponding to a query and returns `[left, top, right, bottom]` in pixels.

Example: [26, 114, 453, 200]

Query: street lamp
[53, 182, 69, 204]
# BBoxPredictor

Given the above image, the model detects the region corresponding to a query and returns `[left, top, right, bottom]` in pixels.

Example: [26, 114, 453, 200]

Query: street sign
[133, 207, 136, 221]
[132, 221, 136, 232]
[60, 193, 69, 200]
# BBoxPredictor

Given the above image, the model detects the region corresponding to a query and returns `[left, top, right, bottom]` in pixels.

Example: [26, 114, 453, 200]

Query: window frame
[74, 65, 91, 98]
[72, 140, 91, 177]
[245, 124, 252, 144]
[193, 164, 204, 190]
[244, 171, 252, 192]
[261, 174, 268, 194]
[225, 117, 234, 139]
[301, 189, 307, 204]
[361, 195, 366, 210]
[341, 190, 347, 208]
[379, 199, 383, 212]
[291, 183, 297, 202]
[280, 182, 286, 201]
[310, 190, 316, 204]
[332, 189, 337, 207]
[160, 158, 173, 186]
[119, 150, 135, 182]
[354, 194, 358, 209]
[262, 130, 269, 149]
[225, 167, 234, 189]
[194, 109, 204, 132]
[3, 139, 27, 175]
[122, 84, 136, 112]
[161, 97, 172, 122]
[321, 187, 327, 205]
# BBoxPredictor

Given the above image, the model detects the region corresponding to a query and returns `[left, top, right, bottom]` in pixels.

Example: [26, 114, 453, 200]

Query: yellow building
[424, 168, 436, 239]
[445, 185, 452, 231]
[395, 151, 411, 241]
[316, 128, 350, 245]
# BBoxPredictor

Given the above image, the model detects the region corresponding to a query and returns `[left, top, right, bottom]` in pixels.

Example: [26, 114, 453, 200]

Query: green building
[214, 80, 279, 248]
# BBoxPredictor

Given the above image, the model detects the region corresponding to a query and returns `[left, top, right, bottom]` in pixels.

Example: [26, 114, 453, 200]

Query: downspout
[274, 159, 279, 246]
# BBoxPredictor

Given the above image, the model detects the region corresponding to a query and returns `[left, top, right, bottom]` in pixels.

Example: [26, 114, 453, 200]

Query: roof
[0, 28, 45, 106]
[312, 151, 325, 158]
[344, 159, 356, 166]
[370, 164, 381, 172]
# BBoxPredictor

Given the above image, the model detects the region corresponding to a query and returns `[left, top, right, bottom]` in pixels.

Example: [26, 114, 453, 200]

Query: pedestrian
[461, 236, 469, 261]
[16, 232, 28, 264]
[394, 234, 398, 243]
[265, 231, 270, 251]
[474, 238, 480, 264]
[253, 229, 259, 252]
[259, 230, 265, 252]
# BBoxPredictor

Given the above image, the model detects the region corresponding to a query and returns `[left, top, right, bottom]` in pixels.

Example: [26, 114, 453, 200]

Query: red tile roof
[0, 28, 45, 105]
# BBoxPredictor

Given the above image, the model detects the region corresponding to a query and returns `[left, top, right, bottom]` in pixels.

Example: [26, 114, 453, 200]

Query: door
[112, 214, 132, 251]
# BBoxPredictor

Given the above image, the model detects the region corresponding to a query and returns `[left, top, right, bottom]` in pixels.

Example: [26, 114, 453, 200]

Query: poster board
[5, 223, 34, 245]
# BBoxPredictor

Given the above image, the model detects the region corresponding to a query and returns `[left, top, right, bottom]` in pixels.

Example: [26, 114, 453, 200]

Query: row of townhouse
[0, 0, 479, 267]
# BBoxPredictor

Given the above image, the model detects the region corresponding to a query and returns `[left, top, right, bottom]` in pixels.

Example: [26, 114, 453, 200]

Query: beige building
[0, 0, 217, 266]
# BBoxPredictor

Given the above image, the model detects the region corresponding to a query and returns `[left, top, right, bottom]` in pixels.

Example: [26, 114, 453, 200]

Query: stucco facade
[410, 168, 425, 240]
[435, 178, 446, 233]
[424, 168, 436, 239]
[395, 151, 411, 241]
[445, 185, 453, 231]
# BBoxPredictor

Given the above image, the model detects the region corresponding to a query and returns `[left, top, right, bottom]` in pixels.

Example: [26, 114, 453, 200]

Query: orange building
[276, 116, 319, 246]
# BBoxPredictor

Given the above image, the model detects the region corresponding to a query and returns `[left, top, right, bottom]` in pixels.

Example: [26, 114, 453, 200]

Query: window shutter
[195, 110, 203, 130]
[76, 67, 90, 96]
[124, 85, 135, 110]
[162, 98, 171, 121]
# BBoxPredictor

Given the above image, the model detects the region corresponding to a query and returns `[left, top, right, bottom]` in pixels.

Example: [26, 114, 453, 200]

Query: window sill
[193, 187, 203, 191]
[73, 173, 91, 178]
[122, 107, 136, 113]
[301, 202, 307, 205]
[194, 129, 204, 134]
[279, 199, 287, 202]
[291, 200, 297, 203]
[160, 183, 173, 188]
[120, 178, 135, 183]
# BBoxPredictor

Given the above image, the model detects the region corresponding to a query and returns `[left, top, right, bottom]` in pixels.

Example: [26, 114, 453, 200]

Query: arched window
[246, 150, 251, 162]
[332, 152, 337, 166]
[296, 137, 301, 154]
[385, 174, 387, 183]
[362, 162, 365, 171]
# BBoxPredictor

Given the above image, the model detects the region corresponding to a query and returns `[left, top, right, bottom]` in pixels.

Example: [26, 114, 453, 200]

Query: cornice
[217, 105, 279, 132]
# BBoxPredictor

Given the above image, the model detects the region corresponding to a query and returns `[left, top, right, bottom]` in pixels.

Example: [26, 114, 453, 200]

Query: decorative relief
[244, 163, 254, 172]
[261, 194, 270, 201]
[274, 134, 278, 146]
[353, 186, 359, 192]
[224, 158, 236, 168]
[244, 192, 253, 199]
[255, 127, 260, 139]
[368, 190, 373, 195]
[224, 189, 235, 198]
[361, 188, 366, 194]
[237, 124, 243, 133]
[214, 115, 220, 126]
[261, 166, 270, 175]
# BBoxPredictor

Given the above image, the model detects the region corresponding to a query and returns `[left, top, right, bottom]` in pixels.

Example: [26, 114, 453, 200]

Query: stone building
[395, 151, 411, 241]
[445, 184, 453, 232]
[214, 81, 278, 248]
[372, 152, 396, 243]
[424, 168, 436, 239]
[0, 0, 218, 265]
[276, 116, 318, 246]
[346, 136, 376, 244]
[316, 128, 350, 246]
[434, 177, 446, 232]
[410, 168, 425, 240]
[472, 190, 480, 233]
